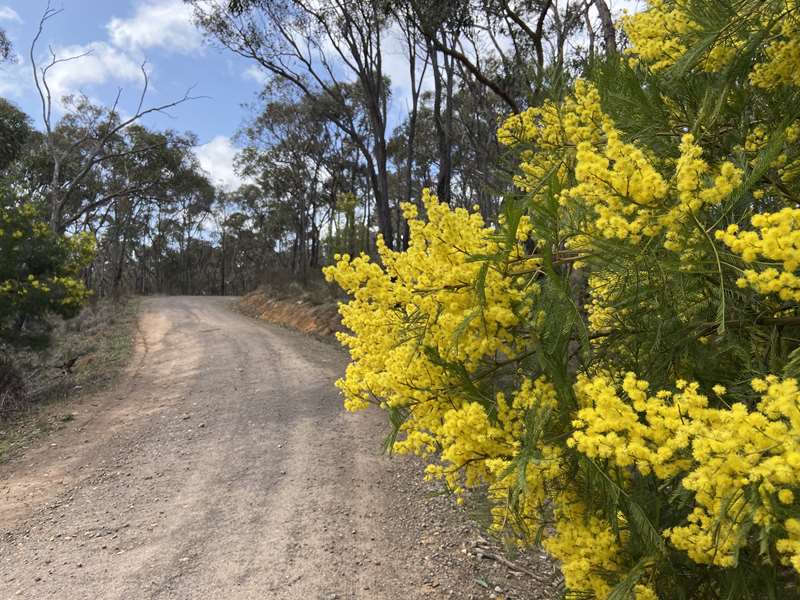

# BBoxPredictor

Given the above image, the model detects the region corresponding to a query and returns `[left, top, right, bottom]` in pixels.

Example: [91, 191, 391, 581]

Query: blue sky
[0, 0, 266, 190]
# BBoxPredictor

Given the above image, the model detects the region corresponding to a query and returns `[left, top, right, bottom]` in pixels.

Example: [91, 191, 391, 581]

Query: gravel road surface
[0, 297, 557, 600]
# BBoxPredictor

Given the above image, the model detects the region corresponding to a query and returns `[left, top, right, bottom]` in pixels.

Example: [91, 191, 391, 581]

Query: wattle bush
[325, 1, 800, 597]
[0, 195, 94, 337]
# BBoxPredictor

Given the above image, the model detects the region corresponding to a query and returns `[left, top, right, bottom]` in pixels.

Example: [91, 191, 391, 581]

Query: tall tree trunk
[374, 141, 393, 247]
[442, 39, 455, 204]
[220, 229, 226, 296]
[112, 235, 128, 296]
[429, 35, 453, 205]
[402, 20, 423, 249]
[310, 202, 319, 268]
[593, 0, 617, 54]
[48, 185, 63, 233]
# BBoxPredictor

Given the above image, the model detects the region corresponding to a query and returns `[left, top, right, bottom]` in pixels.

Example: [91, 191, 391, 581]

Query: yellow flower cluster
[483, 378, 561, 527]
[324, 190, 537, 413]
[1, 204, 94, 319]
[498, 81, 741, 256]
[324, 189, 548, 495]
[586, 272, 620, 333]
[624, 0, 800, 90]
[716, 209, 800, 301]
[749, 10, 800, 89]
[437, 377, 562, 515]
[496, 80, 606, 200]
[621, 0, 696, 71]
[778, 518, 800, 574]
[571, 373, 800, 571]
[543, 499, 624, 598]
[742, 120, 800, 190]
[663, 134, 742, 252]
[568, 126, 668, 243]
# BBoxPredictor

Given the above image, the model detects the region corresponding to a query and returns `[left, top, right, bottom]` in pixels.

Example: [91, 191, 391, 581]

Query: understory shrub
[325, 1, 800, 597]
[0, 195, 94, 339]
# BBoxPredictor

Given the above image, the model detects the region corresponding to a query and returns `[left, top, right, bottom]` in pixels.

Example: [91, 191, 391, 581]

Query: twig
[476, 548, 549, 582]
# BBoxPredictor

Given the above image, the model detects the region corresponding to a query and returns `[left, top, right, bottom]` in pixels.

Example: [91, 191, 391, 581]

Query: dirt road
[0, 297, 556, 599]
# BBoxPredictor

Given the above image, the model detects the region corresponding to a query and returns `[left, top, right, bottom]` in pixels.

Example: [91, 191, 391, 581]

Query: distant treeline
[1, 1, 618, 299]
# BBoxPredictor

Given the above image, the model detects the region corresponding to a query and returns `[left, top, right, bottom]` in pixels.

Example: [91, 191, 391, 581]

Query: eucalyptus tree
[93, 128, 203, 296]
[237, 83, 381, 274]
[189, 0, 397, 248]
[408, 0, 616, 112]
[29, 6, 198, 233]
[0, 99, 32, 175]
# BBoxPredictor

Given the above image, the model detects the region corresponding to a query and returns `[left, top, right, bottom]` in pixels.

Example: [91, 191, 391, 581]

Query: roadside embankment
[237, 288, 343, 339]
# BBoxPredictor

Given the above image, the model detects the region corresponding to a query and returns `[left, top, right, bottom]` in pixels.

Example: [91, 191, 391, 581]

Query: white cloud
[0, 6, 21, 22]
[0, 63, 25, 97]
[107, 0, 202, 54]
[0, 50, 27, 97]
[382, 23, 434, 126]
[195, 135, 246, 191]
[243, 65, 269, 86]
[45, 41, 144, 104]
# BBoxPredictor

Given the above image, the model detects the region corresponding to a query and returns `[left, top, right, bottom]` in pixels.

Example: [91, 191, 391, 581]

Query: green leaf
[782, 346, 800, 380]
[382, 405, 410, 455]
[607, 555, 656, 600]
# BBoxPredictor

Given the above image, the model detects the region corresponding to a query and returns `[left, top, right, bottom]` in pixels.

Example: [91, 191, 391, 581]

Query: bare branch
[408, 0, 520, 113]
[30, 4, 64, 136]
[30, 4, 204, 232]
[499, 0, 553, 74]
[136, 61, 149, 116]
[62, 87, 202, 203]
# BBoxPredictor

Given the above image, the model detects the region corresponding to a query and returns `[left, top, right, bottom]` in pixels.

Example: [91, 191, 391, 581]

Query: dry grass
[0, 353, 26, 419]
[0, 297, 140, 462]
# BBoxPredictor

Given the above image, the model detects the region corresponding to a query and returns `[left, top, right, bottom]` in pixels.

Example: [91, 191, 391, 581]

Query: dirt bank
[237, 289, 342, 339]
